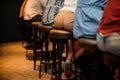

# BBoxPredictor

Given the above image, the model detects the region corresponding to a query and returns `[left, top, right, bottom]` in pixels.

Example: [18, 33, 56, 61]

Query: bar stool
[23, 21, 34, 59]
[30, 22, 53, 78]
[49, 29, 73, 80]
[77, 38, 105, 80]
[23, 21, 43, 63]
[19, 17, 27, 48]
[29, 22, 44, 70]
[103, 52, 120, 80]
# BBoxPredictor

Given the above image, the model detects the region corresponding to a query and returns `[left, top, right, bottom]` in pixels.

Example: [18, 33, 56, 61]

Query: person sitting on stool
[54, 0, 85, 79]
[97, 0, 120, 79]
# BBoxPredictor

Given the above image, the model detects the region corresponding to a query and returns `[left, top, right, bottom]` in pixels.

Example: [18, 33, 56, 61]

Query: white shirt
[23, 0, 47, 20]
[60, 0, 78, 13]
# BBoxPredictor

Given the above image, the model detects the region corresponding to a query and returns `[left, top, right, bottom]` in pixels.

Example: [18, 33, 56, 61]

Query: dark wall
[0, 0, 23, 43]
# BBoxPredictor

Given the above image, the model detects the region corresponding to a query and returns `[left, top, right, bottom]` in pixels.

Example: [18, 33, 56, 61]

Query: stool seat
[78, 38, 99, 50]
[31, 22, 53, 31]
[49, 29, 73, 39]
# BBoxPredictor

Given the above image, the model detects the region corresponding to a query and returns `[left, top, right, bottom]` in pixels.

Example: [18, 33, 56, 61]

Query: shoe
[64, 62, 76, 79]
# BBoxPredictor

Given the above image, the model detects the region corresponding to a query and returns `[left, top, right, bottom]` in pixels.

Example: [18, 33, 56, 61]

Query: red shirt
[98, 0, 120, 35]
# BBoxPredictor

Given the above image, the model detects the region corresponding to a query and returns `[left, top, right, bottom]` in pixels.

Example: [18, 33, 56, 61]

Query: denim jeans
[97, 33, 120, 57]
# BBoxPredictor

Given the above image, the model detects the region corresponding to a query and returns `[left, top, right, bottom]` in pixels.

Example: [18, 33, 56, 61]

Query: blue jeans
[97, 33, 120, 57]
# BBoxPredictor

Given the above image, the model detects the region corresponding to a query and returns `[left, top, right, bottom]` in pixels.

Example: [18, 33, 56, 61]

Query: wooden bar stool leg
[58, 42, 64, 80]
[44, 32, 49, 72]
[33, 27, 38, 70]
[91, 51, 104, 80]
[39, 44, 44, 78]
[51, 42, 58, 79]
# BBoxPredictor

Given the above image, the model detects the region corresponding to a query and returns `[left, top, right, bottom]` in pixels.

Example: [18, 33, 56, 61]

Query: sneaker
[64, 62, 76, 79]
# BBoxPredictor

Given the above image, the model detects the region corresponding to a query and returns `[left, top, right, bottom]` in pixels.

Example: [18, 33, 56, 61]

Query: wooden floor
[0, 41, 67, 80]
